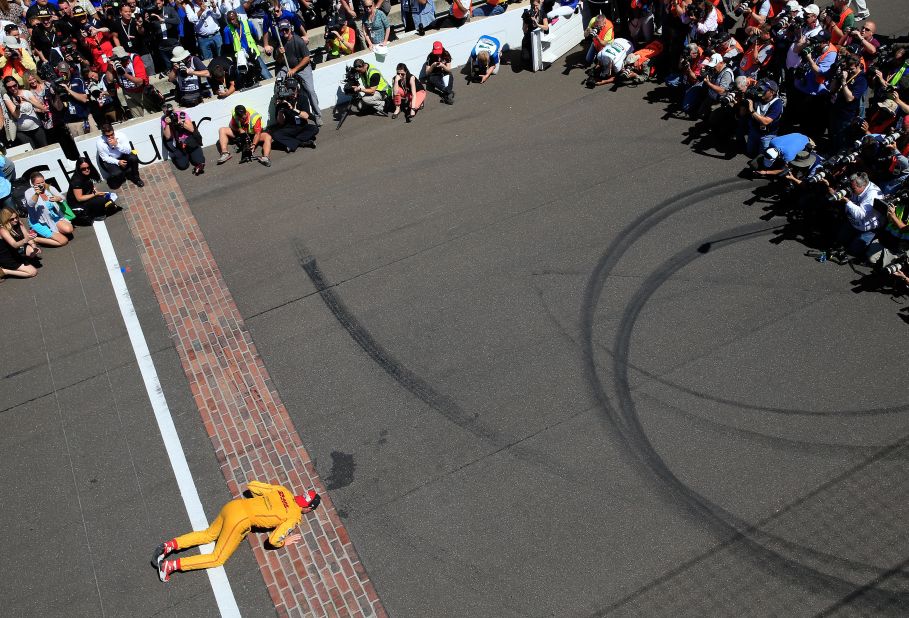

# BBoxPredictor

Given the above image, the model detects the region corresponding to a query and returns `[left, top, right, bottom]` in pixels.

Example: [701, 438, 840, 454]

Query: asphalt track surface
[3, 3, 909, 616]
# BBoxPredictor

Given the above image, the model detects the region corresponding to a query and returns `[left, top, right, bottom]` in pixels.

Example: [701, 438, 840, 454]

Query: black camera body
[112, 60, 127, 76]
[522, 8, 539, 28]
[235, 131, 253, 162]
[734, 1, 750, 16]
[342, 65, 359, 95]
[274, 76, 299, 101]
[173, 61, 188, 77]
[744, 85, 763, 101]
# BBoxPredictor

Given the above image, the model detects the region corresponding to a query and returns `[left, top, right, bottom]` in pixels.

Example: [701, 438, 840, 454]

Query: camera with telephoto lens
[111, 60, 126, 76]
[589, 26, 600, 37]
[701, 65, 717, 81]
[734, 1, 750, 16]
[830, 183, 850, 201]
[879, 131, 902, 147]
[250, 0, 270, 12]
[325, 29, 338, 41]
[342, 65, 359, 95]
[883, 256, 907, 275]
[235, 131, 253, 163]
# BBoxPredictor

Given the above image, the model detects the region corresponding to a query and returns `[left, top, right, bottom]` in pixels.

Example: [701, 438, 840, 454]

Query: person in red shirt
[217, 104, 274, 166]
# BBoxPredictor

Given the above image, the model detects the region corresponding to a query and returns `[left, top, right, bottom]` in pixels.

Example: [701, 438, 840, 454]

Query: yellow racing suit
[174, 481, 304, 571]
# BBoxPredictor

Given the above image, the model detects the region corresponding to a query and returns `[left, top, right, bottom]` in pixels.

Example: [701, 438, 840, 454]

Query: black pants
[71, 194, 113, 221]
[16, 127, 48, 149]
[100, 153, 140, 188]
[270, 124, 319, 152]
[167, 144, 205, 170]
[427, 72, 453, 97]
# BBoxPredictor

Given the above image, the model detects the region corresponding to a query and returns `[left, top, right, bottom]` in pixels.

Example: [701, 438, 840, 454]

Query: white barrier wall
[10, 8, 527, 193]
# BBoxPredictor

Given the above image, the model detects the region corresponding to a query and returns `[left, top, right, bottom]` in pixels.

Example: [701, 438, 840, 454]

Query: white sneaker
[217, 152, 232, 164]
[258, 156, 271, 167]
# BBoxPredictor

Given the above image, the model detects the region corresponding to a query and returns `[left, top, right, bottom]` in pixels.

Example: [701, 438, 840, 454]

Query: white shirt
[220, 0, 246, 15]
[6, 90, 41, 132]
[96, 131, 133, 165]
[186, 2, 222, 36]
[596, 38, 633, 74]
[844, 182, 882, 231]
[785, 23, 824, 68]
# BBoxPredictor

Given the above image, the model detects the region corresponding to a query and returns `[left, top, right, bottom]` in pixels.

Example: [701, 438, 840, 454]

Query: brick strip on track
[118, 163, 385, 618]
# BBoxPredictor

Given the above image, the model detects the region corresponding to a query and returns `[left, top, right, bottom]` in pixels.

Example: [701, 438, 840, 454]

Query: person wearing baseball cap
[741, 78, 783, 157]
[153, 481, 322, 582]
[424, 41, 454, 104]
[271, 16, 322, 126]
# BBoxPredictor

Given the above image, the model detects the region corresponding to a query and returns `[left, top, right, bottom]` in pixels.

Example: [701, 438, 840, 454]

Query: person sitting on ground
[1, 203, 41, 260]
[168, 46, 210, 108]
[217, 104, 273, 166]
[472, 0, 505, 17]
[349, 57, 391, 116]
[469, 35, 501, 84]
[161, 103, 205, 175]
[391, 63, 425, 123]
[153, 481, 321, 582]
[361, 0, 389, 52]
[3, 74, 48, 148]
[424, 40, 454, 104]
[96, 122, 145, 188]
[0, 208, 38, 278]
[581, 14, 614, 68]
[66, 157, 118, 221]
[207, 56, 238, 99]
[586, 37, 633, 88]
[266, 79, 318, 152]
[24, 172, 74, 248]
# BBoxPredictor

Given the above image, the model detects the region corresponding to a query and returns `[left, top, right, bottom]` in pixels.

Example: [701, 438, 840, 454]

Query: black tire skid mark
[580, 181, 909, 614]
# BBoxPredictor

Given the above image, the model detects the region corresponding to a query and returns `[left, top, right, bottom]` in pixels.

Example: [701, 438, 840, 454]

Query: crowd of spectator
[568, 0, 908, 287]
[0, 0, 907, 289]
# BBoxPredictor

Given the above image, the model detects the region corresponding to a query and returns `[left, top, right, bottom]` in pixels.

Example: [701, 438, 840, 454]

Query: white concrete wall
[9, 8, 527, 193]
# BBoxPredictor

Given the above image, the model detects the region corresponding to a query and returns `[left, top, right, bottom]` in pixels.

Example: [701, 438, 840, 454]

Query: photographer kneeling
[267, 78, 318, 152]
[682, 53, 733, 119]
[162, 104, 206, 175]
[217, 104, 273, 166]
[349, 58, 391, 116]
[821, 171, 881, 258]
[585, 38, 632, 88]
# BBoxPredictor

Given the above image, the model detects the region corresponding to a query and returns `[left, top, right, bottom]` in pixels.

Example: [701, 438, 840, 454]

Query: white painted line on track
[94, 221, 241, 618]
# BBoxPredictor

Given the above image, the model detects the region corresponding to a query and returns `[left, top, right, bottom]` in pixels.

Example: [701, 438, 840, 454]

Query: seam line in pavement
[31, 289, 106, 617]
[117, 163, 385, 618]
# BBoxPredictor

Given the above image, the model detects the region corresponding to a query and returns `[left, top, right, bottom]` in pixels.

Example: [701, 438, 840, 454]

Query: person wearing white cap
[0, 35, 37, 87]
[682, 52, 733, 119]
[167, 45, 210, 107]
[784, 4, 823, 70]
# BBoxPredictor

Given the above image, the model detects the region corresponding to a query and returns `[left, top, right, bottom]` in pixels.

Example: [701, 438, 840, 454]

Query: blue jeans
[682, 83, 706, 116]
[747, 127, 776, 158]
[837, 223, 876, 257]
[472, 3, 505, 16]
[257, 54, 272, 79]
[197, 33, 222, 60]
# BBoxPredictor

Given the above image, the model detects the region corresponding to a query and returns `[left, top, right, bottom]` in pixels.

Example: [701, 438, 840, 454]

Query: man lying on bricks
[153, 480, 321, 582]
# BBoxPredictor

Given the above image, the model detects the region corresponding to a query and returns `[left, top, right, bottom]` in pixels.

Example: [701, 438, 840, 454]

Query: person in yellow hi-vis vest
[152, 481, 321, 582]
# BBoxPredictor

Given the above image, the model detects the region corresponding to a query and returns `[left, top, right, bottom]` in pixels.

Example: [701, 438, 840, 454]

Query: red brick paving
[119, 163, 386, 618]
